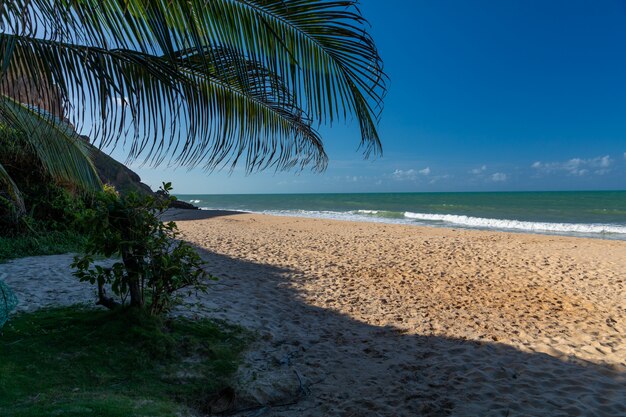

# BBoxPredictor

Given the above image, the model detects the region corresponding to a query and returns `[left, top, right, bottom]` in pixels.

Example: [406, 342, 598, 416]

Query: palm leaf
[1, 34, 327, 172]
[0, 94, 101, 191]
[0, 159, 24, 212]
[0, 0, 387, 170]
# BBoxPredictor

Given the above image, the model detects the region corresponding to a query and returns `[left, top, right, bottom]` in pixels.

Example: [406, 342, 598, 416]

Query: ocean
[175, 191, 626, 240]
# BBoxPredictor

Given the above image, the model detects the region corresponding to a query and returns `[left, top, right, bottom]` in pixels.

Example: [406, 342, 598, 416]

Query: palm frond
[0, 159, 24, 212]
[1, 34, 327, 172]
[0, 0, 387, 170]
[177, 45, 328, 171]
[0, 94, 101, 190]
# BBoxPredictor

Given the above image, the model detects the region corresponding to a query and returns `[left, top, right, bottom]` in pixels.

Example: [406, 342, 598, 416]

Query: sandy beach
[170, 210, 626, 416]
[3, 210, 625, 416]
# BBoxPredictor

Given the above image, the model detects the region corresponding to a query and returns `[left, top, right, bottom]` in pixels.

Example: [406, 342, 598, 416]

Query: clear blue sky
[115, 0, 626, 194]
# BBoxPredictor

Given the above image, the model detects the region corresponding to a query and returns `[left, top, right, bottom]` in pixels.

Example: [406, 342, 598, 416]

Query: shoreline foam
[191, 206, 626, 240]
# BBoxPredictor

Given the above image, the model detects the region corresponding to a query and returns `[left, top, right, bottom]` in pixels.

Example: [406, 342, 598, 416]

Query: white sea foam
[189, 199, 201, 203]
[403, 211, 626, 235]
[196, 206, 626, 239]
[260, 209, 403, 225]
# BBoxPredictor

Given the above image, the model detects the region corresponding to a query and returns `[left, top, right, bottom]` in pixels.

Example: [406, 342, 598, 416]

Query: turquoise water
[176, 191, 626, 240]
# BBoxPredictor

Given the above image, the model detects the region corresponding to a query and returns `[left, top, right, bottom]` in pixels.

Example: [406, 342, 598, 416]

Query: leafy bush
[0, 183, 91, 261]
[72, 183, 210, 315]
[0, 124, 92, 237]
[26, 182, 88, 231]
[0, 231, 87, 263]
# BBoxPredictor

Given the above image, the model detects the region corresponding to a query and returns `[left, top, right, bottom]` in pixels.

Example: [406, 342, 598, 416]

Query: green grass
[0, 231, 87, 263]
[0, 306, 250, 416]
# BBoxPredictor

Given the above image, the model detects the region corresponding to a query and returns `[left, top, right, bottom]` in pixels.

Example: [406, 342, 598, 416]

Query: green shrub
[0, 231, 87, 263]
[26, 182, 88, 231]
[0, 124, 93, 237]
[72, 183, 210, 315]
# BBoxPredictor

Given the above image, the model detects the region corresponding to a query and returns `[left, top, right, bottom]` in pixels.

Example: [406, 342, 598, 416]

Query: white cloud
[392, 167, 430, 181]
[335, 175, 365, 183]
[623, 152, 626, 160]
[469, 165, 487, 174]
[531, 155, 613, 176]
[491, 172, 507, 182]
[392, 169, 417, 181]
[598, 155, 611, 168]
[429, 174, 452, 184]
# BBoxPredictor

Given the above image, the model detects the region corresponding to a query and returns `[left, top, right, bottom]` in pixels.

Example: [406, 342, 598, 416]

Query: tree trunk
[96, 281, 120, 310]
[122, 251, 144, 308]
[128, 276, 143, 307]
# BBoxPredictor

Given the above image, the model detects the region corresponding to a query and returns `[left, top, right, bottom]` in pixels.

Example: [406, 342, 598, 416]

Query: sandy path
[2, 211, 625, 416]
[1, 255, 104, 312]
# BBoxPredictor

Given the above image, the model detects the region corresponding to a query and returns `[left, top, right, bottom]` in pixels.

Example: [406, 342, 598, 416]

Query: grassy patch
[0, 306, 250, 416]
[0, 231, 87, 263]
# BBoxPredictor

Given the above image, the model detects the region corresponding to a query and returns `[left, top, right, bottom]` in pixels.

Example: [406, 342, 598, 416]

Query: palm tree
[0, 0, 386, 208]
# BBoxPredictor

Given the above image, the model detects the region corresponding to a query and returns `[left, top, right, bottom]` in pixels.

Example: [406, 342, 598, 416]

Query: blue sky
[112, 0, 626, 194]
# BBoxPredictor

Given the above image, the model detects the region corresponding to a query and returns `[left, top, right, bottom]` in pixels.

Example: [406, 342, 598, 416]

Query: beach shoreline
[173, 190, 626, 241]
[164, 207, 626, 242]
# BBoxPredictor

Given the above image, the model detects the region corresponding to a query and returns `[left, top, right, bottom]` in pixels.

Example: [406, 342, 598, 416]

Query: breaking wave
[402, 211, 626, 235]
[195, 206, 626, 239]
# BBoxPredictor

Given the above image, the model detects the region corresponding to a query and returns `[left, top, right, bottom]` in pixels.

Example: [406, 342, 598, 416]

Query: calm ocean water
[175, 191, 626, 240]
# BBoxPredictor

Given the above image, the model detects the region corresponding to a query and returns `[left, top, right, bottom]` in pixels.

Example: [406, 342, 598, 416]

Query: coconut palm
[0, 0, 386, 209]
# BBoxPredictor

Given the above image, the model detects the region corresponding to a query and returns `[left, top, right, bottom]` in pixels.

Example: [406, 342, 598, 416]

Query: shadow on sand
[162, 209, 247, 222]
[174, 243, 626, 417]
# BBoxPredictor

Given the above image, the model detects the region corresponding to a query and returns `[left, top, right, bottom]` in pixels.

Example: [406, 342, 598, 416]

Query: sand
[2, 210, 625, 416]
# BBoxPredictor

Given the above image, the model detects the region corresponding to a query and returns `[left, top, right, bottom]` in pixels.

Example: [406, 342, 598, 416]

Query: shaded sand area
[2, 210, 625, 416]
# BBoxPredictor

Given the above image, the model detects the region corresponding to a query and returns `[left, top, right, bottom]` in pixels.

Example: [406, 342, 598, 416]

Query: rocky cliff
[83, 137, 153, 196]
[86, 139, 198, 209]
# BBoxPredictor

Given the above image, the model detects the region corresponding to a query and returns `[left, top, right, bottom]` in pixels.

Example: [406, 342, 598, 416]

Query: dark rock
[169, 199, 199, 210]
[155, 189, 199, 210]
[82, 136, 154, 196]
[80, 137, 199, 210]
